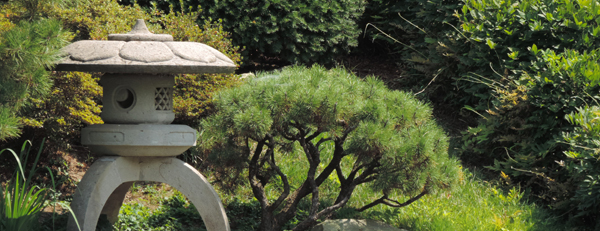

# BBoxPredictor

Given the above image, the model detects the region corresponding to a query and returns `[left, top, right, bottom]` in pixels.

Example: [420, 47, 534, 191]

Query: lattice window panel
[155, 87, 173, 111]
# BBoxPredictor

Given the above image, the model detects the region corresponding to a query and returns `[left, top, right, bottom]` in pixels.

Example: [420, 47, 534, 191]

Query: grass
[108, 167, 570, 231]
[107, 137, 571, 231]
[337, 168, 569, 231]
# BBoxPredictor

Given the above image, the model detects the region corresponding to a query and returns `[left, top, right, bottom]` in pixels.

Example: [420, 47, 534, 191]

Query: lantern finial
[129, 19, 152, 34]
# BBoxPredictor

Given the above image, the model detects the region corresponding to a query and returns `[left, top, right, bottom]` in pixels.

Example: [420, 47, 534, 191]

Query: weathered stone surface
[55, 19, 236, 74]
[165, 42, 216, 63]
[119, 41, 174, 63]
[54, 57, 236, 74]
[200, 43, 235, 64]
[108, 33, 173, 42]
[81, 124, 196, 156]
[311, 219, 407, 231]
[67, 157, 230, 231]
[67, 40, 124, 62]
[99, 74, 175, 124]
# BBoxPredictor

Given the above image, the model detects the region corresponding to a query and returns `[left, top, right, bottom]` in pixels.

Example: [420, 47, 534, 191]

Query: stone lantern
[55, 19, 235, 231]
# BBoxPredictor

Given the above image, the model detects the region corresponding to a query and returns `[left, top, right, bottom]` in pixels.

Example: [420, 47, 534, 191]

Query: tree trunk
[259, 211, 282, 231]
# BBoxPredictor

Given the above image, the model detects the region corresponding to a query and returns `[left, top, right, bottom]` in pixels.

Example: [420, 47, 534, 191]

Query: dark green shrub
[126, 0, 367, 66]
[454, 0, 600, 220]
[361, 0, 464, 103]
[365, 0, 600, 106]
[461, 49, 600, 223]
[563, 106, 600, 223]
[365, 0, 600, 222]
[198, 65, 459, 230]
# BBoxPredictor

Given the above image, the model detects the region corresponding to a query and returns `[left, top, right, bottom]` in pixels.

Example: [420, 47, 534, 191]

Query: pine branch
[356, 188, 428, 212]
[292, 184, 355, 231]
[266, 136, 290, 213]
[315, 139, 345, 186]
[248, 136, 269, 210]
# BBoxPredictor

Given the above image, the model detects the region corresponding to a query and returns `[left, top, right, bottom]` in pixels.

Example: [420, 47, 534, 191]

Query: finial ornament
[108, 19, 173, 41]
[129, 19, 152, 34]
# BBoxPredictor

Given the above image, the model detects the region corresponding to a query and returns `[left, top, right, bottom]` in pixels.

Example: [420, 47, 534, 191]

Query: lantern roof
[55, 19, 236, 74]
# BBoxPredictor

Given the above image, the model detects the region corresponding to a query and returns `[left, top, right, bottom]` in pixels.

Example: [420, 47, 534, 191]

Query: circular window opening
[114, 87, 136, 110]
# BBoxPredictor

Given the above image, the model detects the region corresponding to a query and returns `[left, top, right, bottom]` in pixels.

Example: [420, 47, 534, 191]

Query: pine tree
[199, 65, 460, 230]
[0, 0, 70, 140]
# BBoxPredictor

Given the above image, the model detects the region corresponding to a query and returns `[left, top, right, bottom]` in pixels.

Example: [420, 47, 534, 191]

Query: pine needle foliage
[0, 9, 71, 141]
[198, 65, 460, 230]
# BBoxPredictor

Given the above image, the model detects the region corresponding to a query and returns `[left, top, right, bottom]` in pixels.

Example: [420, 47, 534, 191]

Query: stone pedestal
[67, 157, 229, 231]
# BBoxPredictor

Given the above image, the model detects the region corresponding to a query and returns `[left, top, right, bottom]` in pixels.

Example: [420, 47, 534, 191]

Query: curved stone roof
[55, 19, 236, 74]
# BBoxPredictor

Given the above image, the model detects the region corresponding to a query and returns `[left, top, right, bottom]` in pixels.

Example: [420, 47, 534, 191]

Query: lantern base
[67, 156, 230, 231]
[81, 124, 196, 156]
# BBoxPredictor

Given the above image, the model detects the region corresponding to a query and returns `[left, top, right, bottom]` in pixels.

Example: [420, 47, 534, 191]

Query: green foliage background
[122, 0, 366, 66]
[363, 0, 600, 224]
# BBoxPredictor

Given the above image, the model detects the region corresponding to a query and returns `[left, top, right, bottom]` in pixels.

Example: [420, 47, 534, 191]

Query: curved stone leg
[67, 156, 229, 231]
[101, 182, 133, 224]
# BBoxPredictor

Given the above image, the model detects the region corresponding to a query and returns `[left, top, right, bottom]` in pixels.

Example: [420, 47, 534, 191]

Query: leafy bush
[364, 0, 600, 106]
[198, 65, 459, 230]
[365, 0, 600, 222]
[464, 11, 600, 223]
[22, 72, 102, 150]
[561, 106, 600, 221]
[361, 0, 464, 102]
[126, 0, 366, 66]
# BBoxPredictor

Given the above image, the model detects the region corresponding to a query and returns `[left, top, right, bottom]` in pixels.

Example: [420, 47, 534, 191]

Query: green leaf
[529, 44, 539, 55]
[546, 12, 554, 21]
[424, 37, 437, 44]
[486, 39, 497, 49]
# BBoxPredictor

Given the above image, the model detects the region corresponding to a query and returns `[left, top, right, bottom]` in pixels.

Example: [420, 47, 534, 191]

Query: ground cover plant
[196, 65, 460, 230]
[340, 168, 569, 231]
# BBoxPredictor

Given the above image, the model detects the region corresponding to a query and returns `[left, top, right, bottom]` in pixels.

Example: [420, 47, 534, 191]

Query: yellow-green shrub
[4, 0, 241, 149]
[22, 72, 102, 150]
[45, 0, 242, 128]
